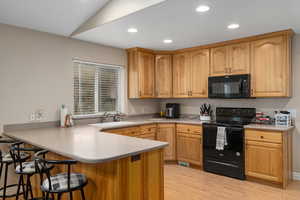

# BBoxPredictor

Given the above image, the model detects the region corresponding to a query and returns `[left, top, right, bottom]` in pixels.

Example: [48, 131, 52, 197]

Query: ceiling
[0, 0, 110, 36]
[0, 0, 299, 50]
[73, 0, 300, 50]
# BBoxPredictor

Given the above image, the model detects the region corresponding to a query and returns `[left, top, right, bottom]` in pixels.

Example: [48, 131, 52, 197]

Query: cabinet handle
[260, 136, 264, 139]
[139, 91, 142, 97]
[251, 89, 254, 96]
[190, 91, 193, 96]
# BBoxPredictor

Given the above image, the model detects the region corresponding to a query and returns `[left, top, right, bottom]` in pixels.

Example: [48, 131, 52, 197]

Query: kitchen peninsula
[4, 126, 168, 200]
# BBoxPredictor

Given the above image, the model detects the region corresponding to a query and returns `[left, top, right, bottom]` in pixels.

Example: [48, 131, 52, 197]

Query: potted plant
[200, 103, 212, 121]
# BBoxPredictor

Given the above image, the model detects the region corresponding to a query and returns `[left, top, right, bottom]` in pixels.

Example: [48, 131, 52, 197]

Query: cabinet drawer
[139, 133, 156, 140]
[140, 124, 156, 135]
[122, 127, 140, 136]
[176, 124, 202, 135]
[106, 127, 140, 136]
[245, 129, 282, 143]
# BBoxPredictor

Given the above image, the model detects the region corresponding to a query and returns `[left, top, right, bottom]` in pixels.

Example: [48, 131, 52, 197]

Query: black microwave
[208, 74, 251, 99]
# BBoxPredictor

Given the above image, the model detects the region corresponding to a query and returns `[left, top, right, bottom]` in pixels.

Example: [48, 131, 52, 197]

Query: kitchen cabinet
[251, 36, 292, 97]
[210, 46, 228, 76]
[210, 42, 250, 76]
[140, 124, 157, 140]
[228, 42, 250, 75]
[173, 50, 209, 98]
[156, 124, 176, 161]
[173, 53, 190, 97]
[176, 124, 202, 166]
[127, 30, 293, 99]
[105, 127, 140, 137]
[127, 49, 155, 98]
[190, 49, 210, 97]
[155, 55, 173, 98]
[246, 140, 282, 182]
[245, 129, 293, 188]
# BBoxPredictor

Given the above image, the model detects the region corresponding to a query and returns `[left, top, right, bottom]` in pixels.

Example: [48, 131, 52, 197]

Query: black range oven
[208, 74, 251, 99]
[203, 107, 256, 180]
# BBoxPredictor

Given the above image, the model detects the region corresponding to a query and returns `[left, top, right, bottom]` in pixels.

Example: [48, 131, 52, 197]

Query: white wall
[0, 23, 160, 126]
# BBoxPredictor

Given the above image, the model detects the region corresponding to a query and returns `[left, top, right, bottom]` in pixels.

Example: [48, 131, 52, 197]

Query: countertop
[90, 118, 295, 132]
[4, 126, 168, 164]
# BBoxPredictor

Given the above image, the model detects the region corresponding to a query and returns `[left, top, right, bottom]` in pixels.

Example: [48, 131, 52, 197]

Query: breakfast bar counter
[4, 126, 168, 200]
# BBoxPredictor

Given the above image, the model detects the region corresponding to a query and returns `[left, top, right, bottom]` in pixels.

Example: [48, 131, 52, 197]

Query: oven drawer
[245, 129, 282, 143]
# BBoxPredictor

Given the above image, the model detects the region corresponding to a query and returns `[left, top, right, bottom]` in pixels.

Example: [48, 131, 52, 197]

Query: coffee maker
[165, 103, 180, 118]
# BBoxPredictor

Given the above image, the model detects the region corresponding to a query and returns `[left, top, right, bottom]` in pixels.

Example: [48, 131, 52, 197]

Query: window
[73, 60, 123, 116]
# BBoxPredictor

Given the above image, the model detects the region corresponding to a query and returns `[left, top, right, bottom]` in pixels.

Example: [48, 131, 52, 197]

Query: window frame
[72, 59, 125, 119]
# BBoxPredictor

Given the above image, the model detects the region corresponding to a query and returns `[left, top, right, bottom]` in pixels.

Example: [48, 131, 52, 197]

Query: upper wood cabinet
[127, 29, 293, 99]
[173, 50, 209, 98]
[228, 42, 250, 75]
[210, 46, 228, 76]
[210, 42, 250, 76]
[190, 49, 210, 97]
[155, 55, 173, 98]
[127, 49, 155, 98]
[251, 36, 292, 97]
[173, 53, 191, 97]
[156, 124, 176, 161]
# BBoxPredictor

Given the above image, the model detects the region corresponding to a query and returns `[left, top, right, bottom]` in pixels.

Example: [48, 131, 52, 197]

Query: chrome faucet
[99, 111, 124, 122]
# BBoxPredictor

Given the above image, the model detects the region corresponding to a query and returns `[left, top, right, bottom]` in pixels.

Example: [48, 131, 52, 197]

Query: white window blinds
[73, 61, 122, 116]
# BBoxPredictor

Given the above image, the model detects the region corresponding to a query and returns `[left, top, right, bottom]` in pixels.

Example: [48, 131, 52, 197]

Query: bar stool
[0, 137, 30, 200]
[34, 150, 88, 200]
[10, 142, 54, 200]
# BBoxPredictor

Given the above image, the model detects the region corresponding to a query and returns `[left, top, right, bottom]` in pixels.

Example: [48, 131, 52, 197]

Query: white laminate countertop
[90, 118, 295, 132]
[4, 126, 168, 164]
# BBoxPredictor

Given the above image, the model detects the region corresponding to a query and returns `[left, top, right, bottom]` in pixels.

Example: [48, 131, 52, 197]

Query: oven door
[203, 123, 245, 180]
[208, 74, 250, 99]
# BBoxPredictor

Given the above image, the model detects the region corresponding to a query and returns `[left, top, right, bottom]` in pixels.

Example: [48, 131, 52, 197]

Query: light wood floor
[164, 164, 300, 200]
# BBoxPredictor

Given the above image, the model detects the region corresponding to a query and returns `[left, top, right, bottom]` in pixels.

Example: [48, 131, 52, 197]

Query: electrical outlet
[35, 109, 45, 121]
[30, 112, 36, 121]
[287, 109, 297, 118]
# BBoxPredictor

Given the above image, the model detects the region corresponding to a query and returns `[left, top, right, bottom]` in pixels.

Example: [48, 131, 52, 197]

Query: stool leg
[80, 188, 86, 200]
[28, 175, 34, 199]
[69, 191, 73, 200]
[57, 193, 62, 200]
[0, 162, 3, 181]
[16, 175, 23, 200]
[2, 163, 8, 200]
[20, 175, 26, 199]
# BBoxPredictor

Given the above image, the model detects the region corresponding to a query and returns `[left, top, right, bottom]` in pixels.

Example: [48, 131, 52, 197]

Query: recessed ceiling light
[127, 28, 138, 33]
[227, 23, 240, 29]
[196, 5, 210, 12]
[163, 39, 173, 44]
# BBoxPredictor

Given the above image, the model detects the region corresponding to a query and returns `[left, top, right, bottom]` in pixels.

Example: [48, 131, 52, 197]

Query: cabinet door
[155, 55, 172, 97]
[138, 52, 155, 98]
[190, 49, 209, 97]
[156, 124, 176, 160]
[251, 36, 290, 97]
[246, 140, 283, 183]
[210, 46, 228, 76]
[228, 42, 250, 75]
[173, 53, 190, 97]
[177, 133, 202, 166]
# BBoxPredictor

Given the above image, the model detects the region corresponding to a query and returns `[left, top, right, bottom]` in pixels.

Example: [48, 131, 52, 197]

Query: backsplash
[160, 98, 297, 119]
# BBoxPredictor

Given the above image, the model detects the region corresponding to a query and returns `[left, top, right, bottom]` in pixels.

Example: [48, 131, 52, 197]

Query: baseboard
[293, 172, 300, 181]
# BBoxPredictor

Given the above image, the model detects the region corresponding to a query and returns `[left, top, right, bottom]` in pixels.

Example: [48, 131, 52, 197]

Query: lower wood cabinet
[156, 124, 176, 161]
[177, 133, 202, 166]
[176, 124, 202, 166]
[245, 129, 293, 188]
[246, 140, 282, 182]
